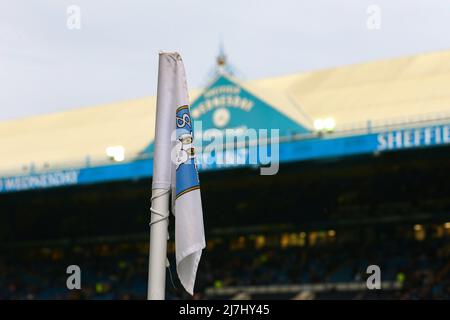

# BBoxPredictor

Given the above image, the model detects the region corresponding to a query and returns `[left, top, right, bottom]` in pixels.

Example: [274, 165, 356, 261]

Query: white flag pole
[148, 188, 169, 300]
[147, 52, 177, 300]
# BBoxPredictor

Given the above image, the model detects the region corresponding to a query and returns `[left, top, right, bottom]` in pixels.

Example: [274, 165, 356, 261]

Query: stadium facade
[1, 50, 450, 193]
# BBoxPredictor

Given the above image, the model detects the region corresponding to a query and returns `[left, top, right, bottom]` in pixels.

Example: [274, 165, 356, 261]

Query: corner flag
[149, 52, 205, 298]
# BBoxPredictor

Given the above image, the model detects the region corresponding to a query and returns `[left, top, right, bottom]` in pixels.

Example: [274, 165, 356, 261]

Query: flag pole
[147, 52, 175, 300]
[148, 188, 169, 300]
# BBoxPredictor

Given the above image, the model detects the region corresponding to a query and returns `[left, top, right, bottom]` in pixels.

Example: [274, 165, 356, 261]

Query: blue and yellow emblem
[175, 105, 200, 199]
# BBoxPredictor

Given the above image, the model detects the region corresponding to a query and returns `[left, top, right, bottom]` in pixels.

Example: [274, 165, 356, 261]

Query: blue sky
[0, 0, 449, 121]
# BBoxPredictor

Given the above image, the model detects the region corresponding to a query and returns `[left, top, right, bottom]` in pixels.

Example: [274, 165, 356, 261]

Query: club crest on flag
[174, 105, 200, 199]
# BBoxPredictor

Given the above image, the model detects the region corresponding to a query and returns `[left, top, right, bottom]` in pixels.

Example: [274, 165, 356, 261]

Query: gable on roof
[140, 74, 308, 155]
[189, 74, 308, 135]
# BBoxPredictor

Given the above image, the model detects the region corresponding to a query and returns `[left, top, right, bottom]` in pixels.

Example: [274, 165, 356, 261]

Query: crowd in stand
[1, 230, 449, 300]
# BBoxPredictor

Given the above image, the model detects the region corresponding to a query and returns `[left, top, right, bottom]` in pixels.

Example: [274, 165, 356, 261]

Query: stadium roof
[1, 49, 450, 175]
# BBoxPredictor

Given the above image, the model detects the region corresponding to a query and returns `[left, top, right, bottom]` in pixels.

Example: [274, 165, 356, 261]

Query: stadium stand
[1, 224, 449, 299]
[1, 50, 450, 300]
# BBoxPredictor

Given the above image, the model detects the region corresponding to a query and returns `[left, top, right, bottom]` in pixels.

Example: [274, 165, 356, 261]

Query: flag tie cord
[149, 188, 170, 227]
[149, 188, 176, 289]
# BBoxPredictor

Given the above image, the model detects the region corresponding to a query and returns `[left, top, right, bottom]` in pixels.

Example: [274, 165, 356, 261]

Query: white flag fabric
[152, 52, 205, 295]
